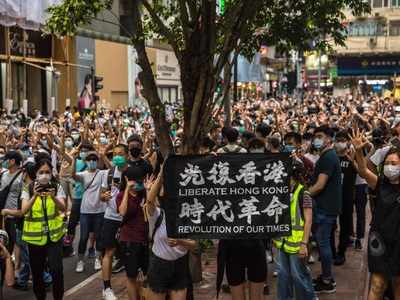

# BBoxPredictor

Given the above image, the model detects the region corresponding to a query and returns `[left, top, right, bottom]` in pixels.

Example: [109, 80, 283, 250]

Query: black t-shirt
[339, 155, 357, 196]
[128, 158, 154, 181]
[312, 148, 343, 215]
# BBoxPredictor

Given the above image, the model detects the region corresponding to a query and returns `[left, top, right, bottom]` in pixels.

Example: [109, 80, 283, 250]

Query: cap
[0, 230, 9, 247]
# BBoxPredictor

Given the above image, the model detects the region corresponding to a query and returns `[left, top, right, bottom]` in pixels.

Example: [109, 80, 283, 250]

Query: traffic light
[94, 75, 104, 94]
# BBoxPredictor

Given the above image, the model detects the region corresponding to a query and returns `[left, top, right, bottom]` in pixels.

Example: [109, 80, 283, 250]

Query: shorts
[101, 219, 121, 250]
[226, 241, 267, 286]
[120, 242, 148, 279]
[147, 253, 190, 293]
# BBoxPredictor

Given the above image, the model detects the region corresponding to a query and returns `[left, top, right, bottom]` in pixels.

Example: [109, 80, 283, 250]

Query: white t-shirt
[149, 207, 188, 261]
[104, 168, 123, 221]
[76, 170, 108, 214]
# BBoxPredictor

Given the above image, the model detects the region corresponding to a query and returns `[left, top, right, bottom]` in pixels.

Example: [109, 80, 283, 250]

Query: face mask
[71, 133, 80, 141]
[21, 150, 30, 160]
[130, 147, 141, 158]
[383, 165, 400, 181]
[112, 155, 126, 168]
[41, 140, 48, 147]
[80, 151, 88, 160]
[37, 174, 51, 185]
[65, 140, 74, 149]
[335, 142, 347, 151]
[99, 136, 108, 145]
[2, 160, 8, 169]
[284, 145, 296, 153]
[313, 138, 325, 150]
[133, 182, 145, 192]
[87, 161, 97, 170]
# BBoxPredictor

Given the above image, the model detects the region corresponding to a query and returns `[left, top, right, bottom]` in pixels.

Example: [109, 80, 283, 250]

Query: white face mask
[37, 174, 51, 185]
[384, 165, 400, 181]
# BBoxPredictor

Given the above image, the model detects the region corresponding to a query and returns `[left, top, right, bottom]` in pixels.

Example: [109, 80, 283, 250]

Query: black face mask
[130, 147, 142, 158]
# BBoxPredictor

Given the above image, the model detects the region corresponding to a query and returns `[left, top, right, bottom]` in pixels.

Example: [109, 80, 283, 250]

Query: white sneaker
[94, 257, 102, 271]
[103, 288, 117, 300]
[308, 254, 315, 264]
[76, 260, 85, 273]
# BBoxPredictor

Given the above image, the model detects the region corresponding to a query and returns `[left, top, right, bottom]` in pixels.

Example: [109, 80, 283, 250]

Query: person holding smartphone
[20, 158, 67, 300]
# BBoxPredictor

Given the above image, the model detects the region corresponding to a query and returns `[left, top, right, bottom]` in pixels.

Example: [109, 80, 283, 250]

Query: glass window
[392, 0, 399, 7]
[373, 0, 383, 7]
[390, 20, 400, 35]
[170, 87, 177, 102]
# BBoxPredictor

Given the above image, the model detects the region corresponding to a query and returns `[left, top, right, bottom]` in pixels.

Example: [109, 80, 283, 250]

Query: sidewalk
[65, 239, 368, 300]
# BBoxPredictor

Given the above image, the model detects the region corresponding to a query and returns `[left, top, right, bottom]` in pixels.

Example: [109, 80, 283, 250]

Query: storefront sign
[8, 27, 52, 58]
[338, 55, 400, 76]
[156, 49, 180, 80]
[163, 154, 292, 239]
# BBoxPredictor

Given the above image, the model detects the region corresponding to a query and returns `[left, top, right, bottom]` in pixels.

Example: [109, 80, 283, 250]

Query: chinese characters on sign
[164, 154, 292, 239]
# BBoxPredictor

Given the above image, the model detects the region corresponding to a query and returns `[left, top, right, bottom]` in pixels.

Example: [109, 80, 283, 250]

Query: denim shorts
[147, 253, 190, 293]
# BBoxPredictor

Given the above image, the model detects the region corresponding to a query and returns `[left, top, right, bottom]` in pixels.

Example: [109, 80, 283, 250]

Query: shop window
[390, 20, 400, 35]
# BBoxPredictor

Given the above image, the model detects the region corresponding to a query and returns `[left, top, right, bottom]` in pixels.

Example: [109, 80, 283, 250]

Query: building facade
[333, 2, 400, 93]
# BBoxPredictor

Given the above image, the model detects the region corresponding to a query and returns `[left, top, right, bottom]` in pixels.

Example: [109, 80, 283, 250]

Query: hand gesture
[167, 238, 179, 247]
[125, 176, 136, 190]
[298, 243, 308, 258]
[144, 174, 155, 192]
[349, 128, 367, 151]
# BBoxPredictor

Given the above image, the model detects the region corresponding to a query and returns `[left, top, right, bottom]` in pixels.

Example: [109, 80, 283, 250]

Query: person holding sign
[273, 160, 316, 300]
[145, 168, 197, 300]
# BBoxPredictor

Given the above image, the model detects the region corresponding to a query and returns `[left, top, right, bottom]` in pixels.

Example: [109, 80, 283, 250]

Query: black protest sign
[163, 153, 292, 239]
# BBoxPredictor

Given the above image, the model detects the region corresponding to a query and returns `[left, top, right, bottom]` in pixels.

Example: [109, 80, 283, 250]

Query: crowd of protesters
[0, 91, 398, 300]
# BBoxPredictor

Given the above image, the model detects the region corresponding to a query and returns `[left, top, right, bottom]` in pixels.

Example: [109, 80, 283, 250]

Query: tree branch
[141, 0, 182, 60]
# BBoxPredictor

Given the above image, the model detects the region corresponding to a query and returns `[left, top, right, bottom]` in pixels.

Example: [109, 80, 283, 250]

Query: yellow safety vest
[22, 195, 66, 246]
[273, 184, 305, 254]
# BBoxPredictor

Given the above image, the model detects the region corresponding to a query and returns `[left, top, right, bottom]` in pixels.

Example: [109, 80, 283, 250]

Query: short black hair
[80, 143, 94, 151]
[223, 127, 239, 143]
[241, 131, 256, 141]
[268, 136, 281, 149]
[248, 138, 266, 150]
[256, 124, 272, 138]
[115, 143, 129, 154]
[335, 130, 349, 140]
[302, 132, 314, 141]
[127, 134, 143, 145]
[314, 125, 333, 138]
[284, 132, 302, 145]
[5, 150, 22, 165]
[201, 137, 216, 151]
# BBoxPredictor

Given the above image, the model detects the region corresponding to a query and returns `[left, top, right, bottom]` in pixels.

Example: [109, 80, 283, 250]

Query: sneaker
[334, 255, 346, 266]
[95, 258, 102, 271]
[314, 277, 336, 294]
[313, 276, 336, 287]
[103, 288, 117, 300]
[12, 282, 29, 291]
[273, 271, 278, 277]
[308, 254, 315, 264]
[88, 247, 96, 259]
[355, 239, 363, 251]
[76, 260, 85, 273]
[112, 260, 125, 274]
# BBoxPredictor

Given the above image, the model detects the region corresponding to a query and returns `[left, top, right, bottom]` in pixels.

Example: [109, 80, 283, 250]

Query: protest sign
[163, 153, 292, 239]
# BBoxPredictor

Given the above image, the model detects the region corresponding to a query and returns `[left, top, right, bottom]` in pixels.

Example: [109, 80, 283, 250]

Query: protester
[351, 128, 400, 300]
[273, 160, 315, 300]
[308, 125, 342, 294]
[19, 158, 67, 300]
[0, 229, 15, 299]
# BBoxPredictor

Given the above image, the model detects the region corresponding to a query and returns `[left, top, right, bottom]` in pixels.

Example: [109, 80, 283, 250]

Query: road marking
[64, 271, 101, 297]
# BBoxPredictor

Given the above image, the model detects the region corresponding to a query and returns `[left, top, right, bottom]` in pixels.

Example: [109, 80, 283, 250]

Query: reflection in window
[348, 21, 385, 36]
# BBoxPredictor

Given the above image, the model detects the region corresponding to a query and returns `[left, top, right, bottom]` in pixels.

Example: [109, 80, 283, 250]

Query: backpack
[150, 209, 164, 244]
[0, 170, 22, 210]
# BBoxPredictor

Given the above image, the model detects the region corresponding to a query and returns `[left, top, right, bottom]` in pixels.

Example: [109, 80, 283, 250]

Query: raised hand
[349, 128, 367, 151]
